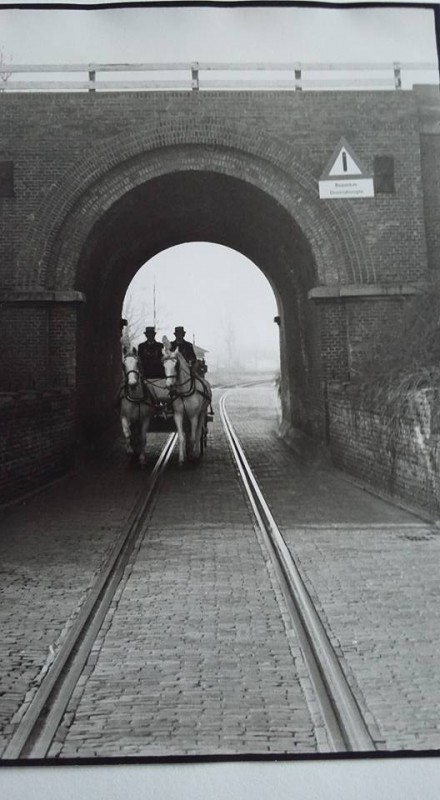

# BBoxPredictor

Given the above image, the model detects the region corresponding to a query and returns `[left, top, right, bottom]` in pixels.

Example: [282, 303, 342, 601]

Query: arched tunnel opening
[121, 242, 280, 382]
[74, 169, 323, 443]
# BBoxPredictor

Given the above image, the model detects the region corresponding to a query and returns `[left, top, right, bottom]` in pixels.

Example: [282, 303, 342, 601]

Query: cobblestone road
[226, 385, 440, 751]
[51, 408, 323, 758]
[1, 383, 439, 759]
[0, 437, 167, 757]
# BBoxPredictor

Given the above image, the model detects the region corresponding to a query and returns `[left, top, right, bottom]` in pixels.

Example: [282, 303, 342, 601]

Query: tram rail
[4, 386, 376, 759]
[219, 391, 375, 753]
[3, 433, 177, 760]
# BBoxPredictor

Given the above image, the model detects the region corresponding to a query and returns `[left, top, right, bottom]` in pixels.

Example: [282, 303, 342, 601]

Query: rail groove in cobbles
[2, 434, 177, 759]
[226, 385, 440, 752]
[1, 383, 439, 759]
[49, 397, 324, 758]
[220, 392, 374, 753]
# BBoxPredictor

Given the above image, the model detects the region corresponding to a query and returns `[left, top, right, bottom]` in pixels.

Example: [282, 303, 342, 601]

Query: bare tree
[122, 291, 147, 347]
[0, 49, 12, 91]
[221, 314, 243, 374]
[122, 286, 170, 347]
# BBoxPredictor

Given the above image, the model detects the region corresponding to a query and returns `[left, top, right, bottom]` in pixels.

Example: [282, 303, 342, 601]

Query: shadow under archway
[75, 169, 322, 443]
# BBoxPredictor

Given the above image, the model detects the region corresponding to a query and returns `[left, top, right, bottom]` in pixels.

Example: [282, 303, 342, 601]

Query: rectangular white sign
[319, 178, 375, 199]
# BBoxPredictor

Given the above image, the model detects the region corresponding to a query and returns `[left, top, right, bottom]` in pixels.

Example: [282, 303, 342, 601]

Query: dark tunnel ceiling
[76, 169, 317, 309]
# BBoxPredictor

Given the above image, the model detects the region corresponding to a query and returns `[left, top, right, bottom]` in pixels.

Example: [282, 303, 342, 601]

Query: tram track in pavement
[219, 391, 375, 753]
[3, 433, 178, 760]
[4, 384, 375, 759]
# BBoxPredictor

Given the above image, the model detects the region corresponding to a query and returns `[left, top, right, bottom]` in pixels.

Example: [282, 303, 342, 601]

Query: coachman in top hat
[170, 326, 197, 366]
[138, 326, 165, 378]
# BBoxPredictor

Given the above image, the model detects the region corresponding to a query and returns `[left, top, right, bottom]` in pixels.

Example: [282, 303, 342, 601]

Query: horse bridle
[162, 352, 196, 398]
[123, 356, 141, 383]
[124, 351, 202, 406]
[122, 353, 174, 409]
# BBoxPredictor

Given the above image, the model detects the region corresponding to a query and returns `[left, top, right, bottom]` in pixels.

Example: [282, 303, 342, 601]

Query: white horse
[161, 339, 212, 465]
[120, 348, 170, 466]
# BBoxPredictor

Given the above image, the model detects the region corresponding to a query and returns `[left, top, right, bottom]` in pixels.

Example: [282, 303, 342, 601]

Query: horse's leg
[188, 412, 199, 461]
[121, 415, 133, 454]
[192, 404, 209, 460]
[195, 408, 208, 459]
[139, 411, 151, 467]
[173, 405, 186, 466]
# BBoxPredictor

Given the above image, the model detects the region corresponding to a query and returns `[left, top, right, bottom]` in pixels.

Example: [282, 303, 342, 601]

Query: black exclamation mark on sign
[342, 151, 348, 173]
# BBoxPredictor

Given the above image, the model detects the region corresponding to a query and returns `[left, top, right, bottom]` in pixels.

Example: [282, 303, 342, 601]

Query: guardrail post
[191, 62, 199, 91]
[294, 68, 302, 91]
[393, 63, 402, 90]
[88, 69, 96, 92]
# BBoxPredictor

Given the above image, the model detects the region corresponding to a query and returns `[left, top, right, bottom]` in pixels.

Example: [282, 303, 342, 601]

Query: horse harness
[123, 353, 211, 416]
[162, 354, 212, 404]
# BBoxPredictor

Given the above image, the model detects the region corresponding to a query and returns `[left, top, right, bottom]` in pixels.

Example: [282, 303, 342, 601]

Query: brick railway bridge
[0, 64, 439, 500]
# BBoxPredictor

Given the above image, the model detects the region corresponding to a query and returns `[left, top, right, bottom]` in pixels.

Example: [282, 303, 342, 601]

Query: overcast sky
[124, 244, 280, 366]
[0, 6, 438, 64]
[1, 5, 438, 367]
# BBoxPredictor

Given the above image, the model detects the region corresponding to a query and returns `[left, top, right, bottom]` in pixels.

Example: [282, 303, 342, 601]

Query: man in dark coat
[170, 326, 197, 365]
[138, 326, 165, 378]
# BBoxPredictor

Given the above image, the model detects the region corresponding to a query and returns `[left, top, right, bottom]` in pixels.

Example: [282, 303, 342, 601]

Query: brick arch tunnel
[74, 169, 322, 441]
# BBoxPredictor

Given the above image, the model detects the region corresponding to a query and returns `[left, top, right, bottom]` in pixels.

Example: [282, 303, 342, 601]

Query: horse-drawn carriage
[120, 340, 213, 466]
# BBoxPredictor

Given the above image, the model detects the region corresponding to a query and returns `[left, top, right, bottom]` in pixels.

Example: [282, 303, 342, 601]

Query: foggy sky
[123, 244, 280, 368]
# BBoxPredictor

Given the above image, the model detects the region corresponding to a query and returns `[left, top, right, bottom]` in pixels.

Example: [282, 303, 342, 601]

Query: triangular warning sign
[320, 137, 369, 180]
[329, 149, 361, 177]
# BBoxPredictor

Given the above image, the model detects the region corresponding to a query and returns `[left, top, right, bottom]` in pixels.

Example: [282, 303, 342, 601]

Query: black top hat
[144, 326, 156, 334]
[174, 326, 185, 335]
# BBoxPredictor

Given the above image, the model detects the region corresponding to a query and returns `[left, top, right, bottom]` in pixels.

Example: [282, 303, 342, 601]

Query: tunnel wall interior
[73, 170, 322, 441]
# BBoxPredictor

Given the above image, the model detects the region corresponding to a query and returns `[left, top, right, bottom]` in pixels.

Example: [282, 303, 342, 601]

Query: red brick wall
[0, 88, 429, 292]
[0, 301, 79, 391]
[0, 299, 80, 504]
[416, 85, 440, 276]
[0, 390, 76, 504]
[421, 132, 440, 275]
[328, 383, 440, 516]
[0, 86, 438, 499]
[345, 298, 407, 378]
[0, 306, 49, 390]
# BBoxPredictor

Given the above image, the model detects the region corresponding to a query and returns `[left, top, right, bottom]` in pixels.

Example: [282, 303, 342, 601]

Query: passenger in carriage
[170, 326, 197, 366]
[138, 326, 165, 378]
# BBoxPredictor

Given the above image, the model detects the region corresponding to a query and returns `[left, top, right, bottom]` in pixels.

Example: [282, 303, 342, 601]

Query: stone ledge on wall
[308, 283, 425, 302]
[0, 290, 86, 304]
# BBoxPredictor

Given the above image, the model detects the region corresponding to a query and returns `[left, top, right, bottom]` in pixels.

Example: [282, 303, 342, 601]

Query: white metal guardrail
[0, 61, 438, 92]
